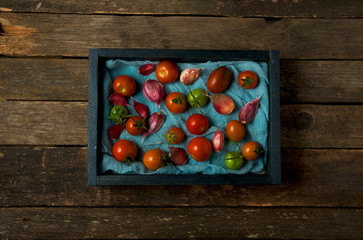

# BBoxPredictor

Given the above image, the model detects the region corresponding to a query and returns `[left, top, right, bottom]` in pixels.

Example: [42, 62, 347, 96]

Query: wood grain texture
[280, 60, 363, 103]
[281, 105, 363, 148]
[0, 101, 88, 145]
[1, 0, 363, 18]
[1, 207, 362, 239]
[0, 58, 88, 101]
[1, 58, 362, 103]
[1, 13, 363, 58]
[1, 147, 362, 207]
[1, 101, 362, 148]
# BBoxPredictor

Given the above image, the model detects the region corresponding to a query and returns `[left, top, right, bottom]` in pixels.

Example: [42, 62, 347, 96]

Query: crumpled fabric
[99, 59, 269, 175]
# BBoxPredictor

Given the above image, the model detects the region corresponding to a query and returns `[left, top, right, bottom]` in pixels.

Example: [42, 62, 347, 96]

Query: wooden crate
[87, 49, 281, 185]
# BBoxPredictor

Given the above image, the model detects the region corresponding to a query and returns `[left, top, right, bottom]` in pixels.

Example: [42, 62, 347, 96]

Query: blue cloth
[100, 59, 269, 175]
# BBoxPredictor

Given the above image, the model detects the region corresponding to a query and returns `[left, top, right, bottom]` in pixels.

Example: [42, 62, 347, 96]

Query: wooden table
[1, 1, 362, 239]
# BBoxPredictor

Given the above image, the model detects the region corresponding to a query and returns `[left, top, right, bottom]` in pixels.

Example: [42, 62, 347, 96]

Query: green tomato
[187, 89, 208, 113]
[224, 152, 244, 170]
[109, 105, 129, 124]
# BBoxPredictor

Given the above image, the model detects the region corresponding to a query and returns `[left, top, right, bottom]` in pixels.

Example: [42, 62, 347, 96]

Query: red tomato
[242, 141, 263, 161]
[187, 137, 212, 162]
[112, 75, 136, 97]
[186, 114, 209, 135]
[112, 139, 138, 163]
[207, 66, 232, 93]
[238, 71, 259, 89]
[165, 92, 187, 114]
[125, 116, 147, 136]
[143, 149, 167, 171]
[164, 127, 185, 145]
[155, 60, 179, 84]
[226, 120, 245, 142]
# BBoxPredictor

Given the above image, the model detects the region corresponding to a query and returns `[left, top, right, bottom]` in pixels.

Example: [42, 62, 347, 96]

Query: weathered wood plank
[0, 147, 362, 207]
[1, 207, 362, 239]
[281, 105, 363, 148]
[1, 13, 363, 59]
[1, 0, 363, 18]
[0, 58, 88, 101]
[1, 58, 362, 103]
[0, 101, 88, 145]
[280, 60, 363, 103]
[1, 102, 362, 148]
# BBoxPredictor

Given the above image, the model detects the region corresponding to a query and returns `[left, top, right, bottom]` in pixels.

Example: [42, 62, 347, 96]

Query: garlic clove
[142, 79, 166, 114]
[207, 94, 235, 115]
[168, 147, 188, 165]
[139, 64, 154, 76]
[131, 97, 149, 118]
[108, 123, 123, 140]
[109, 93, 130, 107]
[238, 95, 261, 124]
[180, 68, 201, 85]
[142, 112, 165, 145]
[212, 127, 224, 152]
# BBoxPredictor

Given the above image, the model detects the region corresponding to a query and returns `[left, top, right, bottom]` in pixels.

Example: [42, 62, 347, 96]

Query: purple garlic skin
[142, 79, 164, 105]
[142, 79, 167, 114]
[238, 95, 261, 124]
[212, 127, 224, 152]
[142, 112, 165, 145]
[209, 94, 235, 115]
[168, 147, 187, 165]
[180, 68, 201, 85]
[109, 93, 130, 107]
[139, 64, 154, 76]
[131, 97, 149, 118]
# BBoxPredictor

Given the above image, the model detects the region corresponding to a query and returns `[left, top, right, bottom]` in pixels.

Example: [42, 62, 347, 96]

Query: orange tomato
[226, 120, 245, 142]
[165, 92, 187, 114]
[242, 141, 263, 161]
[143, 149, 167, 171]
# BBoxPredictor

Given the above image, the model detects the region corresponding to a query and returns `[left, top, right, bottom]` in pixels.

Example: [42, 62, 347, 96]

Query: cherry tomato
[187, 88, 208, 113]
[143, 149, 167, 171]
[207, 66, 232, 93]
[164, 127, 185, 145]
[108, 105, 129, 125]
[125, 116, 147, 136]
[187, 137, 212, 162]
[112, 139, 137, 163]
[112, 75, 136, 97]
[224, 152, 244, 170]
[165, 92, 187, 114]
[226, 120, 245, 142]
[242, 141, 263, 161]
[155, 60, 179, 84]
[238, 71, 259, 89]
[186, 114, 209, 135]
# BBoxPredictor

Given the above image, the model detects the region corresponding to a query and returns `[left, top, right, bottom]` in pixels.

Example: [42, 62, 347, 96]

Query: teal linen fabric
[100, 59, 269, 175]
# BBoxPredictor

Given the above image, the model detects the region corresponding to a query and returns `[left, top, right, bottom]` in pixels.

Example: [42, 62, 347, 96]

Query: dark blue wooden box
[88, 49, 280, 185]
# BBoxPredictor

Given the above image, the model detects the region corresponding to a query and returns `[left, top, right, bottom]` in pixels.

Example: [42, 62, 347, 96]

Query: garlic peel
[238, 95, 261, 124]
[180, 68, 201, 85]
